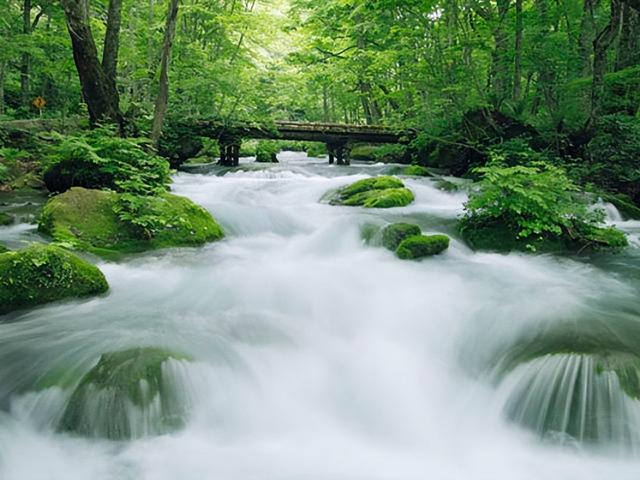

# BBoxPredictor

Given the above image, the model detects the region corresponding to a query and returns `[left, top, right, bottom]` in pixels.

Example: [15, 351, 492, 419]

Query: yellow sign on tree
[32, 96, 46, 116]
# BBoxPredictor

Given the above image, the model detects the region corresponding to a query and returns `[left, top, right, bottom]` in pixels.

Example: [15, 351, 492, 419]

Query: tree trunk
[615, 2, 640, 69]
[513, 0, 523, 101]
[151, 0, 180, 149]
[0, 62, 5, 115]
[589, 0, 623, 128]
[21, 0, 32, 107]
[578, 0, 597, 76]
[60, 0, 123, 128]
[102, 0, 123, 88]
[490, 0, 512, 107]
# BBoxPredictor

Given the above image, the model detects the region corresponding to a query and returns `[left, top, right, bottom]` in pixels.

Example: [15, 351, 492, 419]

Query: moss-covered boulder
[0, 211, 13, 225]
[404, 165, 432, 177]
[39, 187, 224, 257]
[382, 223, 422, 251]
[328, 176, 415, 209]
[59, 347, 190, 440]
[396, 234, 450, 260]
[600, 192, 640, 220]
[460, 220, 627, 253]
[0, 244, 108, 314]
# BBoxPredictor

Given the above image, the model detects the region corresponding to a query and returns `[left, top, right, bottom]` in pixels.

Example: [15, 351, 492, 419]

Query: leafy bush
[43, 128, 171, 196]
[255, 141, 279, 163]
[459, 152, 627, 252]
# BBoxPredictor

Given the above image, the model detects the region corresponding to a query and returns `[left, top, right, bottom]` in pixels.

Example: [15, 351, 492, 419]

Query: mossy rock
[329, 176, 414, 209]
[0, 212, 13, 226]
[396, 234, 450, 260]
[600, 192, 640, 220]
[404, 165, 432, 177]
[0, 244, 8, 253]
[38, 187, 224, 257]
[59, 347, 190, 440]
[382, 223, 422, 251]
[255, 141, 280, 163]
[0, 244, 108, 315]
[493, 330, 640, 447]
[460, 220, 627, 253]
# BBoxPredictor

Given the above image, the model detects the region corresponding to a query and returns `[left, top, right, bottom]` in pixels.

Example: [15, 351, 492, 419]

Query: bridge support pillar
[327, 142, 351, 166]
[218, 138, 241, 167]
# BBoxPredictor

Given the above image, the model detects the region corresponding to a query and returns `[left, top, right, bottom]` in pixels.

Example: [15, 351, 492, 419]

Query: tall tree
[151, 0, 180, 148]
[589, 0, 623, 128]
[60, 0, 124, 127]
[20, 0, 32, 106]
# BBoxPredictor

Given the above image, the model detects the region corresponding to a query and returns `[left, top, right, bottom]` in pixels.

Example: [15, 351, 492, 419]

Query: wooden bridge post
[327, 144, 335, 164]
[218, 132, 242, 167]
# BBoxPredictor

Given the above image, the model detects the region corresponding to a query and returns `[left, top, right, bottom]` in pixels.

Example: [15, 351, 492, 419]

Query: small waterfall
[497, 353, 640, 451]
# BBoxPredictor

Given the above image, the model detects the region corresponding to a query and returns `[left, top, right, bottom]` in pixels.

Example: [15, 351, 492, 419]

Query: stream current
[1, 152, 640, 479]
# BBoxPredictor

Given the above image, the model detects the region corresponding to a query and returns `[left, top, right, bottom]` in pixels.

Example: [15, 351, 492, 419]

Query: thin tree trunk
[615, 2, 640, 69]
[102, 0, 123, 88]
[589, 0, 623, 128]
[513, 0, 523, 101]
[60, 0, 124, 128]
[151, 0, 180, 148]
[21, 0, 32, 107]
[0, 62, 5, 115]
[578, 0, 597, 76]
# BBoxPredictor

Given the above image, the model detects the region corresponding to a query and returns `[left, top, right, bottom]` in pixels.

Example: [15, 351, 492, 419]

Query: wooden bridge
[189, 119, 413, 166]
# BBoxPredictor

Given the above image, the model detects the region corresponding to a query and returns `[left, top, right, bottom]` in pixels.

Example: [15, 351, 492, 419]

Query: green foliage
[305, 143, 327, 158]
[585, 115, 640, 193]
[460, 155, 627, 252]
[43, 128, 171, 196]
[350, 144, 407, 163]
[39, 187, 224, 257]
[0, 211, 13, 225]
[255, 141, 280, 163]
[382, 223, 422, 251]
[0, 244, 108, 314]
[60, 347, 190, 440]
[396, 234, 450, 260]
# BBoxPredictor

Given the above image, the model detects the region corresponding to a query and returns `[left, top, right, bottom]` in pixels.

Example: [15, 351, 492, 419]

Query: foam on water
[1, 153, 640, 479]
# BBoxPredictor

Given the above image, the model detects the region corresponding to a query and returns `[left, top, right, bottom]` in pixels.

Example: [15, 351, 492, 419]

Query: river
[1, 151, 640, 479]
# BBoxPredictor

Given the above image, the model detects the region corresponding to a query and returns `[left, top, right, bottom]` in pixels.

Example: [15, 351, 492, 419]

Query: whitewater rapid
[1, 152, 640, 479]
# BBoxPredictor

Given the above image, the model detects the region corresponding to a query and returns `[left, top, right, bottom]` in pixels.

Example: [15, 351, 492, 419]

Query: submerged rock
[0, 212, 13, 225]
[382, 223, 422, 251]
[38, 187, 224, 257]
[328, 176, 414, 209]
[0, 244, 108, 314]
[404, 165, 432, 177]
[60, 347, 191, 440]
[396, 234, 450, 260]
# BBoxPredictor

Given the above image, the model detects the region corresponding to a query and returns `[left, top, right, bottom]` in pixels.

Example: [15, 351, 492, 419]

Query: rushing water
[1, 151, 640, 479]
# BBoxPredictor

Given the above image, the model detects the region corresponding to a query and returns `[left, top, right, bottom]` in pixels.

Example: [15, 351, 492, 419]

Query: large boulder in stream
[59, 347, 191, 440]
[0, 244, 108, 314]
[328, 176, 414, 208]
[39, 187, 224, 257]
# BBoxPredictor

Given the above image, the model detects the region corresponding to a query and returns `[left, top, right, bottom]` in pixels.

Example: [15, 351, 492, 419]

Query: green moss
[396, 234, 450, 260]
[459, 220, 626, 253]
[600, 192, 640, 220]
[329, 176, 414, 209]
[0, 212, 13, 225]
[342, 187, 415, 208]
[60, 347, 190, 440]
[382, 223, 422, 251]
[38, 187, 224, 257]
[0, 244, 108, 315]
[404, 165, 432, 177]
[0, 244, 8, 253]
